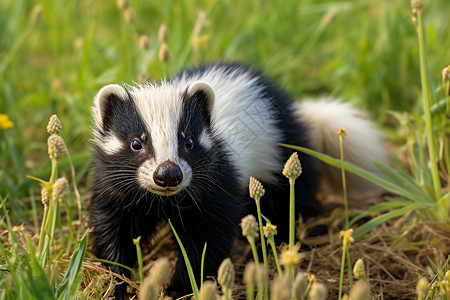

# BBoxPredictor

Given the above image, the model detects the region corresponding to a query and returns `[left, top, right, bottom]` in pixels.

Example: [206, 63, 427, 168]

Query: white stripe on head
[130, 82, 182, 164]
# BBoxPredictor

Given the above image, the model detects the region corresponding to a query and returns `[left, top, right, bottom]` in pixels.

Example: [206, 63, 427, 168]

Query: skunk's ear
[92, 84, 128, 132]
[187, 81, 215, 124]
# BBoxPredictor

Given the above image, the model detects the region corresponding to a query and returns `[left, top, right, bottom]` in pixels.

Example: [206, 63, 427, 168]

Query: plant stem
[224, 286, 229, 300]
[256, 200, 269, 300]
[338, 243, 347, 300]
[248, 237, 260, 265]
[200, 243, 207, 290]
[416, 10, 442, 200]
[47, 196, 59, 273]
[134, 237, 143, 284]
[42, 158, 59, 269]
[289, 179, 296, 248]
[338, 134, 349, 229]
[302, 278, 313, 300]
[247, 282, 255, 300]
[346, 247, 353, 289]
[248, 237, 264, 300]
[268, 238, 282, 276]
[37, 204, 49, 256]
[26, 175, 48, 186]
[49, 158, 58, 185]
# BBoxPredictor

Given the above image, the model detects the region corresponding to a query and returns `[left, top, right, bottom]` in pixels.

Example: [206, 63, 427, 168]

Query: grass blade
[93, 258, 138, 280]
[348, 198, 415, 227]
[168, 219, 199, 299]
[281, 144, 432, 204]
[374, 162, 432, 202]
[427, 257, 440, 275]
[25, 236, 56, 300]
[200, 243, 207, 290]
[56, 235, 88, 300]
[353, 203, 422, 239]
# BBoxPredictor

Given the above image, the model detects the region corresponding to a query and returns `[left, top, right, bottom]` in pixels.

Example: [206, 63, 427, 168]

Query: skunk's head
[92, 81, 216, 197]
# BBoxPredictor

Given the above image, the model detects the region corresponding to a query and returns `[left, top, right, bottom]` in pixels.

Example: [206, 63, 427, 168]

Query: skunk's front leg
[90, 196, 156, 299]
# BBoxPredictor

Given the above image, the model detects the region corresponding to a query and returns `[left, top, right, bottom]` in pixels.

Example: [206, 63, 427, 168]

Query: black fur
[89, 63, 319, 299]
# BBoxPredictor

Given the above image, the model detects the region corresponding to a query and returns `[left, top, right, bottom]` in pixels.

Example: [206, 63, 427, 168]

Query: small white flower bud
[52, 177, 68, 201]
[47, 134, 66, 160]
[199, 281, 218, 300]
[158, 43, 170, 62]
[282, 152, 302, 181]
[46, 114, 62, 134]
[158, 24, 169, 43]
[416, 277, 429, 298]
[292, 272, 308, 299]
[218, 258, 234, 289]
[241, 215, 259, 239]
[149, 257, 171, 286]
[249, 176, 265, 201]
[308, 282, 327, 300]
[353, 258, 366, 279]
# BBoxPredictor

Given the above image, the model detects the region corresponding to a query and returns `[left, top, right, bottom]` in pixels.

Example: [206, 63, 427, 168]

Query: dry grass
[21, 191, 443, 299]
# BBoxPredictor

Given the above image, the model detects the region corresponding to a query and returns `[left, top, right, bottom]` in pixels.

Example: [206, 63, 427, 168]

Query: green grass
[1, 0, 450, 299]
[1, 0, 449, 216]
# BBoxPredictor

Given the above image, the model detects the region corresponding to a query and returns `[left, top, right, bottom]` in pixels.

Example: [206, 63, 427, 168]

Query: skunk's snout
[153, 161, 183, 187]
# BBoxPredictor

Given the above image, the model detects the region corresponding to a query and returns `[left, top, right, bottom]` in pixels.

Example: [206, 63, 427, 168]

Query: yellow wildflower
[339, 228, 354, 247]
[337, 127, 347, 138]
[0, 114, 14, 129]
[416, 277, 429, 298]
[263, 223, 277, 237]
[280, 243, 302, 267]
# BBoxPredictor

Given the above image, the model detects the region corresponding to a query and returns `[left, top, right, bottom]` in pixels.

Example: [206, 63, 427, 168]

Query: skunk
[89, 63, 388, 299]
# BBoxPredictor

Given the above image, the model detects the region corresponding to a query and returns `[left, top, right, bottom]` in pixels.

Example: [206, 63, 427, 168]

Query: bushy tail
[293, 98, 389, 199]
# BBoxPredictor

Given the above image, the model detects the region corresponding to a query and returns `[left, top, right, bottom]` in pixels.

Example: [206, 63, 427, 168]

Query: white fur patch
[199, 129, 213, 150]
[130, 83, 182, 164]
[137, 158, 192, 196]
[294, 98, 390, 198]
[93, 132, 124, 155]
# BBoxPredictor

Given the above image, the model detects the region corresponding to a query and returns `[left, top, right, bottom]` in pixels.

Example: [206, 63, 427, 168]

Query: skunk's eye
[185, 137, 194, 150]
[131, 139, 143, 151]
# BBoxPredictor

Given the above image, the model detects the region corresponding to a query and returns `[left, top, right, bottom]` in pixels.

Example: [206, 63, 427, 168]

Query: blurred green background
[0, 0, 449, 220]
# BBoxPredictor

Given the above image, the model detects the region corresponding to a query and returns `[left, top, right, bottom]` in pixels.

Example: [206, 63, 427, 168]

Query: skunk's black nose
[153, 161, 183, 187]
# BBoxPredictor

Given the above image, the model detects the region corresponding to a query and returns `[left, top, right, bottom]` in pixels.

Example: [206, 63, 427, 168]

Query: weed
[0, 115, 87, 299]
